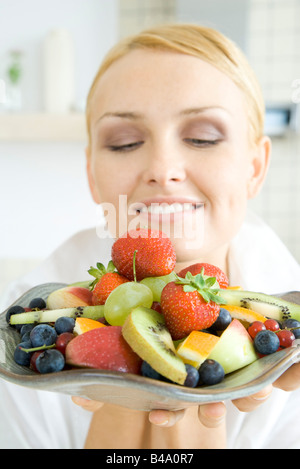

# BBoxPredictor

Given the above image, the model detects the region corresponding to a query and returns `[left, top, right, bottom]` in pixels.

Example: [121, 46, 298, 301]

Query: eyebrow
[96, 111, 143, 124]
[96, 106, 231, 125]
[179, 106, 231, 117]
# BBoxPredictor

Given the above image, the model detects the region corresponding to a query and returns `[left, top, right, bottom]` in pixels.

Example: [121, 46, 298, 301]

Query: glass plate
[0, 284, 299, 411]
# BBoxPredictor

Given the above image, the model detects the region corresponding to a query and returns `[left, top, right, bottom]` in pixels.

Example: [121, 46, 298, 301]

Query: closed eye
[108, 141, 144, 152]
[184, 138, 220, 148]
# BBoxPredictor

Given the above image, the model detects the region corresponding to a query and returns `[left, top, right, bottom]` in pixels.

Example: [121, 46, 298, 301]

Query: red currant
[151, 302, 163, 314]
[276, 330, 295, 348]
[264, 319, 280, 332]
[247, 321, 266, 339]
[30, 351, 43, 373]
[55, 332, 75, 355]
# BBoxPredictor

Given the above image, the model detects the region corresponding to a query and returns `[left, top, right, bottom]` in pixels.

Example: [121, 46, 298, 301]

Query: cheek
[91, 156, 126, 203]
[193, 152, 250, 212]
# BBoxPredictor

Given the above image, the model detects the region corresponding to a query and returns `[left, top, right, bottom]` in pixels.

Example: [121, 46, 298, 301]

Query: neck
[174, 245, 230, 279]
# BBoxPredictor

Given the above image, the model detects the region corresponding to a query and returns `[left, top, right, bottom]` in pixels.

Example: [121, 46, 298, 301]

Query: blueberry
[141, 361, 163, 381]
[282, 319, 300, 339]
[35, 349, 65, 374]
[183, 364, 200, 388]
[198, 359, 225, 386]
[6, 305, 25, 327]
[254, 330, 280, 355]
[54, 317, 75, 335]
[20, 324, 35, 338]
[30, 324, 57, 348]
[14, 340, 33, 367]
[29, 297, 46, 310]
[21, 332, 32, 343]
[210, 308, 232, 331]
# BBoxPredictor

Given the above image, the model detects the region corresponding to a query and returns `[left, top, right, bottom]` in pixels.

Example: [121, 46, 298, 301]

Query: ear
[247, 136, 271, 199]
[86, 146, 101, 204]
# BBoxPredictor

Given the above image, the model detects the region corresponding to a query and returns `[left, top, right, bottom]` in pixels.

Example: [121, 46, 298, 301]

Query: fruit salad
[7, 229, 300, 388]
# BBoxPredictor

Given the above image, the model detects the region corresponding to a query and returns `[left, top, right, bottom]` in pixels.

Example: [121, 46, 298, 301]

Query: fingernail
[149, 412, 169, 426]
[150, 416, 169, 426]
[199, 404, 226, 422]
[252, 386, 272, 401]
[72, 396, 90, 406]
[156, 419, 169, 426]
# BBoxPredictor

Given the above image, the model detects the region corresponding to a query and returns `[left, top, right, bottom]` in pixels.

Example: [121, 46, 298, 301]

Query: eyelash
[107, 138, 220, 152]
[108, 142, 144, 152]
[184, 138, 220, 147]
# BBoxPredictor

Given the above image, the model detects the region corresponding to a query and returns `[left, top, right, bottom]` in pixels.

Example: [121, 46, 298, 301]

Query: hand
[273, 362, 300, 392]
[71, 396, 226, 428]
[148, 384, 273, 427]
[72, 384, 272, 429]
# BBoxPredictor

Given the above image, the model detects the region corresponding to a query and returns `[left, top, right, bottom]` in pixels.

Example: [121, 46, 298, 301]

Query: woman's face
[87, 49, 269, 272]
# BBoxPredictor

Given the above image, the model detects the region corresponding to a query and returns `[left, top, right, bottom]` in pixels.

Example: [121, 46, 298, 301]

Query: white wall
[0, 0, 119, 111]
[0, 0, 118, 297]
[0, 142, 98, 259]
[0, 141, 103, 297]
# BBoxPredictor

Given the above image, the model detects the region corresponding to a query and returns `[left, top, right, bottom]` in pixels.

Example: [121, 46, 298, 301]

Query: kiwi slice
[219, 289, 300, 322]
[122, 307, 187, 385]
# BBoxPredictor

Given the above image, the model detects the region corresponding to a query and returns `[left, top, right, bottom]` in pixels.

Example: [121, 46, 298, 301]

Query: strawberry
[160, 271, 226, 340]
[111, 228, 176, 281]
[178, 263, 229, 289]
[88, 261, 129, 305]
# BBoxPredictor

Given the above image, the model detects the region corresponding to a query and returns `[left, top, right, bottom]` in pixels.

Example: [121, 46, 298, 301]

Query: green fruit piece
[219, 289, 300, 322]
[122, 306, 187, 385]
[104, 282, 153, 326]
[67, 280, 91, 289]
[158, 271, 178, 283]
[10, 305, 105, 325]
[208, 319, 258, 374]
[140, 277, 167, 302]
[140, 271, 177, 302]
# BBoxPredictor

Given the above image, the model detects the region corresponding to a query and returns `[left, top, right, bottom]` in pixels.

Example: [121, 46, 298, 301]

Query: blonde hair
[86, 23, 265, 146]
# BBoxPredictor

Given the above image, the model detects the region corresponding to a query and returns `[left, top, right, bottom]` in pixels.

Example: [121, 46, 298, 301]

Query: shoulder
[229, 211, 300, 293]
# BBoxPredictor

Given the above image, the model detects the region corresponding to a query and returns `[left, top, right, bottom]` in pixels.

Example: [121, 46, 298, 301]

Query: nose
[142, 142, 187, 187]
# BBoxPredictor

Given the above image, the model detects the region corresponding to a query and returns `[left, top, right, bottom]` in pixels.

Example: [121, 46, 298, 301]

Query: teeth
[136, 203, 202, 215]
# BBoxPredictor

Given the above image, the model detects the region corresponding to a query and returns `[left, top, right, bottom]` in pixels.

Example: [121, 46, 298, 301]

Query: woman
[1, 23, 300, 449]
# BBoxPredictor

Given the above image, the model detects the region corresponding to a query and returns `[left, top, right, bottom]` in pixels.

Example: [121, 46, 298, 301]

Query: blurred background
[0, 0, 300, 297]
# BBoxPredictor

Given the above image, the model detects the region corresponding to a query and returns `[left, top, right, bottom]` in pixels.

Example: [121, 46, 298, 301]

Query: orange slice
[176, 331, 220, 369]
[221, 305, 267, 325]
[74, 317, 106, 335]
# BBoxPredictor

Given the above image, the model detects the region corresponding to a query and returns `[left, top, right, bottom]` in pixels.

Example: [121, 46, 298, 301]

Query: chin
[169, 236, 206, 267]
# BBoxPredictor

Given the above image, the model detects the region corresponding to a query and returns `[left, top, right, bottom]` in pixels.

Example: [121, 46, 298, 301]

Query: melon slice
[222, 305, 267, 324]
[176, 331, 220, 369]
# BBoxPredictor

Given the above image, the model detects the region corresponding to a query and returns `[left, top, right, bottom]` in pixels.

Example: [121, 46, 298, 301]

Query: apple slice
[65, 326, 142, 374]
[46, 286, 93, 309]
[208, 319, 258, 374]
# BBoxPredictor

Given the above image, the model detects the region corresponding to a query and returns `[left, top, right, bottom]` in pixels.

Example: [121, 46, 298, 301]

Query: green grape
[140, 271, 177, 302]
[104, 282, 153, 326]
[140, 277, 166, 302]
[158, 271, 177, 283]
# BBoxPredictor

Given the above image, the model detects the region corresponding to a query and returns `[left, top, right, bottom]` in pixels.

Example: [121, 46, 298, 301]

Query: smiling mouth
[134, 202, 204, 215]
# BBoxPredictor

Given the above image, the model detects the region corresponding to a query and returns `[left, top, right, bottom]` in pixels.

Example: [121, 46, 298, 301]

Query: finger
[273, 363, 300, 392]
[71, 396, 104, 413]
[148, 409, 186, 427]
[232, 384, 273, 412]
[198, 402, 226, 428]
